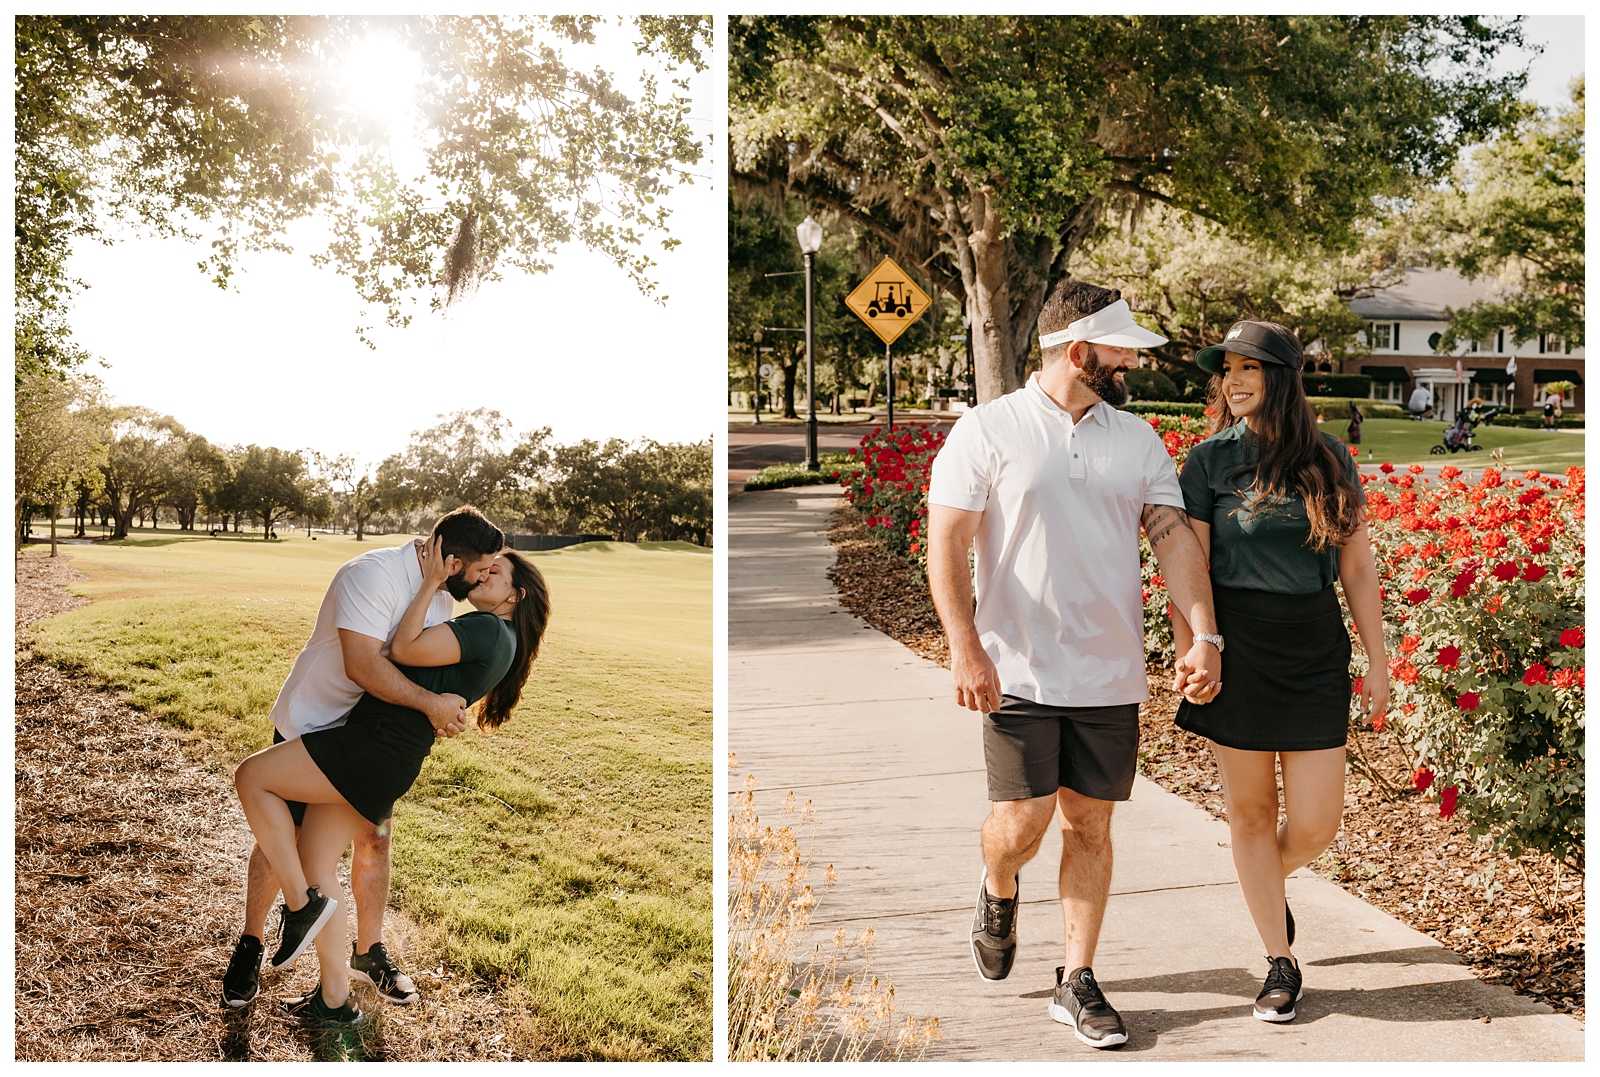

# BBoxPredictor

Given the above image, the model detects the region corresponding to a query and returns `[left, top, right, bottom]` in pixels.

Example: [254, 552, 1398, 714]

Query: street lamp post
[796, 215, 823, 470]
[752, 328, 762, 425]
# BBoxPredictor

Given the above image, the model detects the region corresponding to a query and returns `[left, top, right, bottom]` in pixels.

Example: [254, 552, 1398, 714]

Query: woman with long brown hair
[233, 539, 550, 1023]
[1169, 320, 1389, 1023]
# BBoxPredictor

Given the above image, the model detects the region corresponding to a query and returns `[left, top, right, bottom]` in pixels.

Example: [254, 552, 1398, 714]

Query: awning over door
[1361, 366, 1410, 382]
[1533, 368, 1582, 383]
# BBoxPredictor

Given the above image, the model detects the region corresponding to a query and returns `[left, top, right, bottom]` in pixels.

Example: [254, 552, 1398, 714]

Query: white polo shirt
[270, 539, 457, 739]
[928, 375, 1185, 707]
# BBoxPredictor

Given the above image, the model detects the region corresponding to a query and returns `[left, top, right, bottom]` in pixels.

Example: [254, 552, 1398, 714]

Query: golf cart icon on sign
[867, 281, 916, 318]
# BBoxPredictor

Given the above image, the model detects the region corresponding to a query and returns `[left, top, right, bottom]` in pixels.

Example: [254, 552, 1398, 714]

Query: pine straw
[823, 505, 1585, 1022]
[13, 550, 550, 1060]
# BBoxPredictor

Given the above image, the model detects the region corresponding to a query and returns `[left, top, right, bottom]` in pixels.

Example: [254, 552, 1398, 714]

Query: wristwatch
[1195, 632, 1225, 652]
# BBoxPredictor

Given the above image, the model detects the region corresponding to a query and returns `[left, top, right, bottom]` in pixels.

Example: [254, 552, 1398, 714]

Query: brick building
[1342, 268, 1584, 415]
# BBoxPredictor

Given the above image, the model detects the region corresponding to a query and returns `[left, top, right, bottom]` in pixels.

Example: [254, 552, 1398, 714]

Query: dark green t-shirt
[346, 611, 517, 723]
[1179, 425, 1364, 595]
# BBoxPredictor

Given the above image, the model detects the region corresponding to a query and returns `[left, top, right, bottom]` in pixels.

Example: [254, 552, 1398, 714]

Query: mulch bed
[824, 504, 1585, 1021]
[13, 549, 545, 1060]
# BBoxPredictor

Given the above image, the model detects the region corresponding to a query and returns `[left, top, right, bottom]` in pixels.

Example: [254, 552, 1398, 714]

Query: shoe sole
[1049, 1001, 1128, 1048]
[970, 867, 1016, 983]
[350, 966, 420, 1004]
[223, 991, 256, 1010]
[271, 898, 340, 969]
[1253, 988, 1306, 1023]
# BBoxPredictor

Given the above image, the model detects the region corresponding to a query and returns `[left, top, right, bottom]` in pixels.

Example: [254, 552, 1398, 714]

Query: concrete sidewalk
[729, 485, 1584, 1061]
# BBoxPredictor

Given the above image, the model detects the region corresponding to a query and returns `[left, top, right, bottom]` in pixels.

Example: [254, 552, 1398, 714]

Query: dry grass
[726, 761, 939, 1062]
[13, 550, 552, 1060]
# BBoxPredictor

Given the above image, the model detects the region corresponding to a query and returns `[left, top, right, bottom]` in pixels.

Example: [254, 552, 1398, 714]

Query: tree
[376, 409, 545, 528]
[16, 15, 711, 377]
[1426, 78, 1585, 351]
[14, 373, 110, 551]
[99, 409, 185, 540]
[157, 427, 229, 531]
[646, 440, 713, 545]
[320, 453, 384, 540]
[731, 15, 1530, 402]
[229, 445, 311, 539]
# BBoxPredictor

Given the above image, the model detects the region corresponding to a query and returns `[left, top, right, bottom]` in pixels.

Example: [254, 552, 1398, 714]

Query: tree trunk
[962, 189, 1019, 403]
[781, 349, 799, 419]
[113, 506, 134, 540]
[49, 504, 58, 558]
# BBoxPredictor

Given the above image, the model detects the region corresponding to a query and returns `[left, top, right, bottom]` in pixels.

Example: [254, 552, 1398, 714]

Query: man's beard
[1079, 345, 1128, 407]
[444, 569, 478, 601]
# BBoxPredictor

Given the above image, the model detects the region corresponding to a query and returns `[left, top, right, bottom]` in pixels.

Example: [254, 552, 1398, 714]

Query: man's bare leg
[982, 794, 1058, 898]
[243, 842, 282, 942]
[351, 820, 391, 953]
[1057, 787, 1115, 972]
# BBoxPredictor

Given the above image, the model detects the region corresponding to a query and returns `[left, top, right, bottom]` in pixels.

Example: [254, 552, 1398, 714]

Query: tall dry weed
[727, 766, 939, 1061]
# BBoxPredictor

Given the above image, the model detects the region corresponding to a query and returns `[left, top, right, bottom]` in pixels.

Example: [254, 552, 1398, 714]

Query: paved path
[729, 485, 1584, 1061]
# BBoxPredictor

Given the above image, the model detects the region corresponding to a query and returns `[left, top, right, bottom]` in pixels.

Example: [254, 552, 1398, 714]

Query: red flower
[1351, 676, 1363, 696]
[1413, 767, 1435, 792]
[1523, 664, 1550, 686]
[1392, 661, 1420, 685]
[1521, 562, 1548, 583]
[1405, 587, 1431, 605]
[1440, 786, 1459, 820]
[1400, 634, 1420, 654]
[1457, 692, 1480, 712]
[1524, 469, 1542, 480]
[1372, 713, 1386, 732]
[1491, 561, 1518, 581]
[1408, 464, 1425, 475]
[1449, 567, 1476, 597]
[1437, 645, 1461, 668]
[909, 542, 920, 554]
[1559, 626, 1584, 647]
[1380, 462, 1395, 474]
[1551, 667, 1581, 689]
[1348, 445, 1359, 458]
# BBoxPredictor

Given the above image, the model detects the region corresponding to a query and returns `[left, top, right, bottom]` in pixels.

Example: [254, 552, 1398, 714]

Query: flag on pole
[1455, 359, 1464, 384]
[1506, 354, 1517, 376]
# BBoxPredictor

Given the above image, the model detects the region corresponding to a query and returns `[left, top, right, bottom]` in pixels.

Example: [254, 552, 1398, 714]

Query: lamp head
[796, 215, 823, 255]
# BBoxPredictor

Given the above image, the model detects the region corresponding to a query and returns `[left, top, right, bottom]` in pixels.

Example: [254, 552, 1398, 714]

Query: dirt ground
[825, 507, 1585, 1021]
[13, 549, 546, 1060]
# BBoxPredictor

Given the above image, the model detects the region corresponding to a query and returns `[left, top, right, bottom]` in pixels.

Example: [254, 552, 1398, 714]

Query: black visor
[1195, 321, 1302, 375]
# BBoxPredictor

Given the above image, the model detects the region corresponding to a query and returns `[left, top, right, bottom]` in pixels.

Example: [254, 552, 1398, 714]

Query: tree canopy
[1425, 77, 1585, 352]
[15, 14, 711, 377]
[731, 15, 1531, 401]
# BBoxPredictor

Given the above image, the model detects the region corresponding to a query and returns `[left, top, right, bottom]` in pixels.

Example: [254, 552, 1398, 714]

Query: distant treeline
[16, 381, 710, 548]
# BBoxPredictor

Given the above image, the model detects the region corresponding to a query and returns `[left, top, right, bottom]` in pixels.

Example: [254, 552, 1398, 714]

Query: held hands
[421, 535, 462, 588]
[424, 691, 471, 738]
[951, 642, 1003, 714]
[1173, 639, 1222, 705]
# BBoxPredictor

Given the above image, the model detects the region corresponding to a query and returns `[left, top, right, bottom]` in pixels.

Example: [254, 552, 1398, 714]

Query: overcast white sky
[66, 18, 720, 471]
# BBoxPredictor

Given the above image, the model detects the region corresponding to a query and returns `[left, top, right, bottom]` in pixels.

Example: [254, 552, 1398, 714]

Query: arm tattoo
[1141, 504, 1192, 550]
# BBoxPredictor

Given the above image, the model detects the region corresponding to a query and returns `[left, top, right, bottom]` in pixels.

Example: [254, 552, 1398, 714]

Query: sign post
[845, 256, 931, 430]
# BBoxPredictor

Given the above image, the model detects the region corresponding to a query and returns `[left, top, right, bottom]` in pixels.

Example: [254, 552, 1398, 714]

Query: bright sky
[1501, 14, 1585, 112]
[66, 18, 720, 471]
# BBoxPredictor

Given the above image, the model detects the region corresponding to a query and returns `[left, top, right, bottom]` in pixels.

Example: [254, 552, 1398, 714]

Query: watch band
[1195, 632, 1224, 652]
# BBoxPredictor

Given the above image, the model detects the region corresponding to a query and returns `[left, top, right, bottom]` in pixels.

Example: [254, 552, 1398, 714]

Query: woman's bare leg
[1212, 743, 1292, 959]
[1277, 748, 1347, 874]
[234, 739, 346, 910]
[297, 801, 369, 1009]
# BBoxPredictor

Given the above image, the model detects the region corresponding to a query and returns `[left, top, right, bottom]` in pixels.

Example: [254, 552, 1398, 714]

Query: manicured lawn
[1318, 417, 1585, 472]
[32, 534, 711, 1060]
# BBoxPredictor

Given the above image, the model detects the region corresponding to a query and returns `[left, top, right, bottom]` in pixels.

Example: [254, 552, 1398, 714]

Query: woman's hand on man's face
[422, 535, 461, 586]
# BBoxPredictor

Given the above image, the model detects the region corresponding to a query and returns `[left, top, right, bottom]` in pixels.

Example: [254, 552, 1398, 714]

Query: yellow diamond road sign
[845, 257, 931, 345]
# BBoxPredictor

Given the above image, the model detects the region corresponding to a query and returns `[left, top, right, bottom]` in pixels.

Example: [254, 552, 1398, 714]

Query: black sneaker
[270, 886, 338, 968]
[969, 870, 1018, 981]
[350, 942, 419, 1004]
[1254, 955, 1304, 1022]
[279, 989, 319, 1017]
[1049, 966, 1128, 1048]
[1286, 900, 1296, 947]
[307, 987, 364, 1026]
[222, 934, 264, 1008]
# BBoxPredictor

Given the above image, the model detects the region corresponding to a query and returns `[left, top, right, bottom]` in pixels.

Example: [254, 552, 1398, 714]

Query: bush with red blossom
[837, 424, 947, 574]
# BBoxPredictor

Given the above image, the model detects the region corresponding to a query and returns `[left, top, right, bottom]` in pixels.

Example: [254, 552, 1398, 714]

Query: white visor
[1038, 299, 1168, 350]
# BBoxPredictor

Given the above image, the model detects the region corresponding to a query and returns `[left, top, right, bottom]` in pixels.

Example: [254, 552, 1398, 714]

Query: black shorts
[982, 696, 1141, 803]
[271, 728, 308, 827]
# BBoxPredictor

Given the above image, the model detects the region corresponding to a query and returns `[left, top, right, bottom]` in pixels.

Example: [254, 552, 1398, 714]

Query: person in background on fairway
[234, 534, 549, 1025]
[220, 507, 503, 1016]
[927, 280, 1222, 1050]
[1170, 321, 1389, 1023]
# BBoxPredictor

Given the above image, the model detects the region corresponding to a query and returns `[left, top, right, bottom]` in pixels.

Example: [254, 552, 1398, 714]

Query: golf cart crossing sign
[845, 256, 931, 345]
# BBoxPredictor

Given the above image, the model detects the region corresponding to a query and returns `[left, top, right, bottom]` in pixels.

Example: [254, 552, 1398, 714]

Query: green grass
[32, 533, 711, 1059]
[743, 452, 856, 491]
[1317, 417, 1586, 471]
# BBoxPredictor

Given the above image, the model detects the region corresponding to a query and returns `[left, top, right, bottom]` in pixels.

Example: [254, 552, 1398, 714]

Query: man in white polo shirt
[221, 506, 505, 1010]
[928, 279, 1222, 1049]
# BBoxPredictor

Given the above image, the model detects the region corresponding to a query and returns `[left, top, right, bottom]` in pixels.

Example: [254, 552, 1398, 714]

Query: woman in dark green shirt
[235, 538, 550, 1023]
[1169, 320, 1390, 1024]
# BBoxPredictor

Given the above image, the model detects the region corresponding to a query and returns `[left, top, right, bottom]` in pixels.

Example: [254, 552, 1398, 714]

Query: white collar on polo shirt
[1026, 373, 1107, 426]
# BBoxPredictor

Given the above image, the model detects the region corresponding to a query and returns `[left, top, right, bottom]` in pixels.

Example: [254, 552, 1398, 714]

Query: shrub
[1304, 397, 1408, 420]
[745, 453, 855, 491]
[1302, 373, 1373, 397]
[1125, 367, 1181, 402]
[834, 425, 945, 574]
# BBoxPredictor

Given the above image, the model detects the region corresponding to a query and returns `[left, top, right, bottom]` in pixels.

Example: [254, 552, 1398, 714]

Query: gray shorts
[982, 695, 1140, 803]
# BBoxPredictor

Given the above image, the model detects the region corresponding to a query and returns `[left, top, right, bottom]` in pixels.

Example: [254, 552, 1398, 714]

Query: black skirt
[1175, 584, 1352, 752]
[300, 709, 436, 825]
